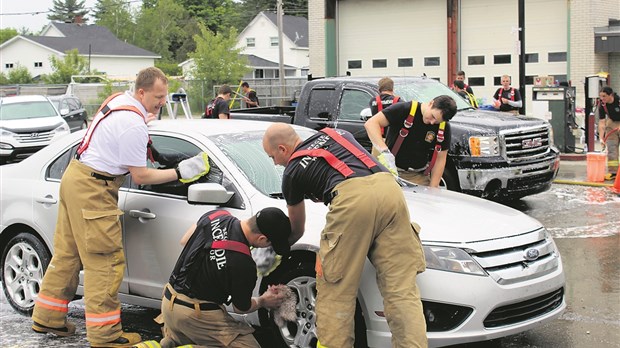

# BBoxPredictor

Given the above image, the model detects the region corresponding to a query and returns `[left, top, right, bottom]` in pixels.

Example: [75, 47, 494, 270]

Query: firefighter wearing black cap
[160, 208, 291, 348]
[365, 95, 457, 187]
[263, 123, 427, 348]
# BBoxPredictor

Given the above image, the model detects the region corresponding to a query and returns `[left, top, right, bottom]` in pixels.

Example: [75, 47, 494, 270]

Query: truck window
[307, 88, 334, 119]
[339, 89, 372, 121]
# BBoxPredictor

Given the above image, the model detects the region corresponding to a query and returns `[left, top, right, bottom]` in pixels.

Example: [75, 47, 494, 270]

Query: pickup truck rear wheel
[1, 232, 51, 316]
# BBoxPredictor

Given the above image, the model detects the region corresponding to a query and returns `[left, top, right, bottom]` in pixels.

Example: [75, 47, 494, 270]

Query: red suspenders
[497, 88, 515, 102]
[376, 95, 400, 112]
[206, 210, 251, 257]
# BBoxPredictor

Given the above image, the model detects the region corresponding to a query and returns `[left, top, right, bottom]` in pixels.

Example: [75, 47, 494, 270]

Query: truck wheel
[260, 260, 368, 348]
[1, 233, 51, 316]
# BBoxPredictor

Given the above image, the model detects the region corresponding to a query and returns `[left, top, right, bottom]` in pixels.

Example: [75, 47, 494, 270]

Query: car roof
[46, 95, 74, 100]
[0, 95, 51, 104]
[147, 119, 307, 138]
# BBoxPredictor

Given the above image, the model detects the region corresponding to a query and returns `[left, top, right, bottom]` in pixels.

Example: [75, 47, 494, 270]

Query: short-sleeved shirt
[205, 97, 230, 119]
[246, 90, 259, 108]
[599, 93, 620, 122]
[282, 129, 387, 206]
[382, 101, 452, 170]
[369, 93, 402, 116]
[169, 211, 256, 311]
[493, 87, 522, 112]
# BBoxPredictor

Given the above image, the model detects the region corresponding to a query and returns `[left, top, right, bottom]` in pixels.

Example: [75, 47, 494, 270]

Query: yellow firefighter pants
[604, 119, 620, 174]
[398, 168, 431, 186]
[32, 159, 126, 345]
[316, 172, 427, 348]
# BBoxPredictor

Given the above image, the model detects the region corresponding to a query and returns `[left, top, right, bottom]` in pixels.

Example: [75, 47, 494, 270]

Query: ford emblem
[523, 248, 540, 261]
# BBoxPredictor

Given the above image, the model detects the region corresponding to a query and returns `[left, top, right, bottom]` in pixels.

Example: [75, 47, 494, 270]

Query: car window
[307, 88, 334, 119]
[395, 79, 471, 110]
[47, 145, 78, 180]
[339, 89, 371, 122]
[69, 98, 81, 111]
[0, 101, 58, 120]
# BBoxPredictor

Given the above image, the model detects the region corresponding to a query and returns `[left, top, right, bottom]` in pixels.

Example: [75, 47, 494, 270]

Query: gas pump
[532, 85, 577, 152]
[584, 73, 610, 151]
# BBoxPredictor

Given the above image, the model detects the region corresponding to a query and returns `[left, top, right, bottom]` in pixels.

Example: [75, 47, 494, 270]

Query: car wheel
[81, 121, 88, 130]
[1, 233, 51, 316]
[260, 259, 368, 348]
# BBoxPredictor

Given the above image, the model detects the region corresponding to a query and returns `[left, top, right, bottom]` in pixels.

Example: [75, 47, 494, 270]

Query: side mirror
[360, 107, 372, 121]
[188, 183, 234, 205]
[60, 108, 70, 116]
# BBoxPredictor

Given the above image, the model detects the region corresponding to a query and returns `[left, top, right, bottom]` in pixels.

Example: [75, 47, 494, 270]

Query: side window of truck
[307, 88, 334, 119]
[339, 89, 372, 121]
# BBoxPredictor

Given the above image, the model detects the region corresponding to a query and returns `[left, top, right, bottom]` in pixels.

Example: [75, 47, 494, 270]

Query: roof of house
[242, 54, 296, 69]
[21, 22, 158, 57]
[261, 12, 308, 48]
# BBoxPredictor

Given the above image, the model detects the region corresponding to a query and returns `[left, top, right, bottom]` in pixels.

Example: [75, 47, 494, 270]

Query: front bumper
[456, 156, 560, 199]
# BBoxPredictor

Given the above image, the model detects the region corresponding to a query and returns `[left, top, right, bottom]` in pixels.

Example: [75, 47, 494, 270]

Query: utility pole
[518, 0, 525, 115]
[277, 0, 286, 106]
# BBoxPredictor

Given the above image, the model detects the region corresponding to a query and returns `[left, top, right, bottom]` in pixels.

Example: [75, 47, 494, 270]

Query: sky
[1, 0, 103, 33]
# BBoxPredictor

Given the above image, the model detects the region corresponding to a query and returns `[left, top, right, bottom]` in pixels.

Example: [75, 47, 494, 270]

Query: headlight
[0, 127, 16, 138]
[469, 136, 499, 157]
[547, 124, 555, 146]
[423, 246, 486, 275]
[52, 123, 70, 137]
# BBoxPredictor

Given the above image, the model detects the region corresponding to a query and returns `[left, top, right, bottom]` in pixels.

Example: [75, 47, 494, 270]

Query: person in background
[493, 75, 522, 115]
[160, 208, 291, 348]
[365, 95, 457, 187]
[368, 77, 403, 156]
[451, 70, 474, 95]
[31, 67, 210, 348]
[263, 123, 427, 348]
[204, 85, 232, 119]
[453, 80, 478, 108]
[598, 86, 620, 180]
[241, 82, 259, 108]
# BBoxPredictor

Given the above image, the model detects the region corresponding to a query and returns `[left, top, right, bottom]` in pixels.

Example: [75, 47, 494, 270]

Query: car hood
[0, 116, 66, 132]
[451, 109, 549, 134]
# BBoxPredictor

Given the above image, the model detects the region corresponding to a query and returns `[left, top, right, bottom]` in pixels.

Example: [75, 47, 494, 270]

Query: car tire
[259, 258, 368, 348]
[1, 232, 51, 316]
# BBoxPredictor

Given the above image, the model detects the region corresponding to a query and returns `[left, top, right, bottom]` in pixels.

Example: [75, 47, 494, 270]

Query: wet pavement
[1, 160, 618, 348]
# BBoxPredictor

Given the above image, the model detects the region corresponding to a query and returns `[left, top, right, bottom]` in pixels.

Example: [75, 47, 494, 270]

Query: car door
[121, 134, 247, 300]
[335, 87, 375, 150]
[31, 143, 130, 294]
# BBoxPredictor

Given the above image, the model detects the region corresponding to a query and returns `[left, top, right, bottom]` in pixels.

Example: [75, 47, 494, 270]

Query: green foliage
[133, 0, 187, 62]
[7, 65, 34, 84]
[189, 24, 250, 92]
[177, 0, 240, 33]
[156, 60, 182, 76]
[48, 0, 89, 23]
[234, 0, 308, 29]
[0, 72, 10, 85]
[92, 0, 136, 43]
[42, 49, 89, 84]
[167, 78, 182, 94]
[0, 28, 19, 44]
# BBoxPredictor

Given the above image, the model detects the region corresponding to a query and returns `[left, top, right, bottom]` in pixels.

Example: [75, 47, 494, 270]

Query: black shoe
[32, 320, 76, 337]
[91, 332, 142, 347]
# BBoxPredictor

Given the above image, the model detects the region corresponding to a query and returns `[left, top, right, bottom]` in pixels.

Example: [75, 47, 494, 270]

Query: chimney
[74, 15, 83, 25]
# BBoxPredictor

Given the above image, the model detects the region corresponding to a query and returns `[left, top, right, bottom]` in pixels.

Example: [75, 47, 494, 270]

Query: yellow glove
[176, 152, 210, 183]
[377, 150, 398, 177]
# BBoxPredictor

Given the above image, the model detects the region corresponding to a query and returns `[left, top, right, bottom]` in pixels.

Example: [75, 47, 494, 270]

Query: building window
[424, 57, 440, 66]
[525, 53, 538, 63]
[274, 69, 279, 78]
[494, 54, 511, 64]
[468, 77, 485, 86]
[270, 37, 278, 47]
[468, 55, 485, 65]
[246, 38, 255, 47]
[398, 58, 413, 67]
[5, 63, 14, 69]
[525, 76, 535, 85]
[301, 69, 309, 77]
[254, 69, 264, 79]
[548, 52, 567, 62]
[555, 74, 567, 83]
[372, 59, 387, 68]
[348, 60, 362, 69]
[34, 62, 43, 68]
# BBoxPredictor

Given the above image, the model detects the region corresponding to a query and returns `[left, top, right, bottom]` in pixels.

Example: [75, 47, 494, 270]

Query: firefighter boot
[91, 332, 142, 347]
[32, 320, 76, 337]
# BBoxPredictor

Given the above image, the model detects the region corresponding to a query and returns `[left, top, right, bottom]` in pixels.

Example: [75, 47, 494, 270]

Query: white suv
[0, 95, 71, 164]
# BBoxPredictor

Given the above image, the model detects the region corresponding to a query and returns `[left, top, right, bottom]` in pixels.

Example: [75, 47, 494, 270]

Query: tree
[92, 0, 136, 43]
[0, 72, 9, 85]
[48, 0, 89, 23]
[176, 0, 240, 33]
[134, 0, 187, 61]
[0, 28, 19, 45]
[189, 24, 250, 90]
[42, 49, 89, 84]
[7, 65, 34, 84]
[234, 0, 308, 29]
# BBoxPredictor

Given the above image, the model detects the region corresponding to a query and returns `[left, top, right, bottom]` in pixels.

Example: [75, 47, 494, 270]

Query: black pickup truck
[231, 76, 560, 200]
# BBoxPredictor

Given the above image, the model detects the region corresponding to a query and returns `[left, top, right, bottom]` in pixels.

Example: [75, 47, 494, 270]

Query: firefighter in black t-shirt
[598, 86, 620, 178]
[241, 82, 260, 108]
[365, 95, 457, 187]
[493, 75, 522, 115]
[263, 124, 427, 348]
[160, 208, 291, 348]
[369, 77, 402, 116]
[204, 85, 232, 119]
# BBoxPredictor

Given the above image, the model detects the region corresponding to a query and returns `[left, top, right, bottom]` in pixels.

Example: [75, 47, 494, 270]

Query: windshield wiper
[269, 192, 284, 199]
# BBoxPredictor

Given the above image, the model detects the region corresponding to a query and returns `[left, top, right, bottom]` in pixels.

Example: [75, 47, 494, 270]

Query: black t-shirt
[599, 93, 620, 122]
[369, 93, 402, 116]
[205, 97, 230, 119]
[382, 101, 452, 170]
[493, 87, 522, 112]
[282, 129, 387, 206]
[246, 90, 259, 108]
[169, 211, 256, 311]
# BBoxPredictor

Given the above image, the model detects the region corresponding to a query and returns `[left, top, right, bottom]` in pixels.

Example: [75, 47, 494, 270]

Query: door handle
[129, 209, 156, 219]
[35, 195, 57, 204]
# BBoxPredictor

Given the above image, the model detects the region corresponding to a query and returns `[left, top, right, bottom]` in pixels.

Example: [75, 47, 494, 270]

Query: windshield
[210, 129, 316, 196]
[394, 79, 472, 111]
[0, 101, 59, 120]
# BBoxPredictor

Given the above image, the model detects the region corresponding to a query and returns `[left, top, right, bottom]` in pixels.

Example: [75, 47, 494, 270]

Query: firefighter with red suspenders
[369, 77, 402, 116]
[31, 67, 210, 347]
[365, 95, 457, 188]
[598, 86, 620, 179]
[160, 208, 291, 348]
[493, 74, 522, 115]
[263, 123, 427, 348]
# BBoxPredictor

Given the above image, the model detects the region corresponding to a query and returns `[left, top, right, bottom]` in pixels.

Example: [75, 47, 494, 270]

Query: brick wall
[309, 0, 326, 77]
